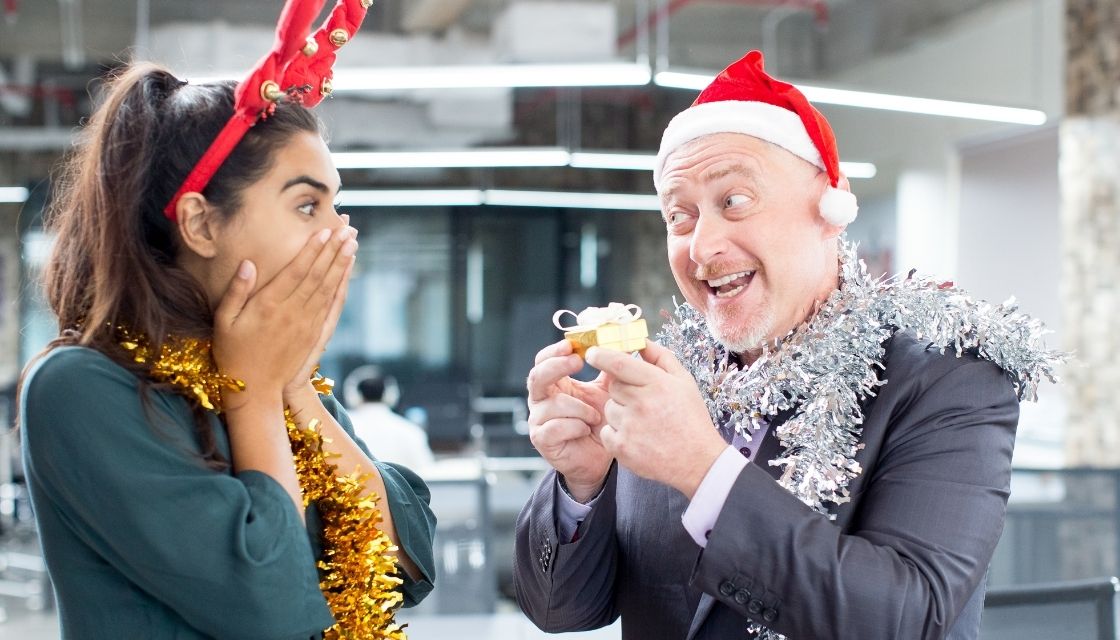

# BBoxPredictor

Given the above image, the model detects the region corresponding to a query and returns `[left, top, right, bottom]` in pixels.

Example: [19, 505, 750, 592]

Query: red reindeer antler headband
[163, 0, 371, 220]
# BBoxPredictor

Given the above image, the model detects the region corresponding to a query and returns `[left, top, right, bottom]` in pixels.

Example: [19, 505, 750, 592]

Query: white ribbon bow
[553, 302, 643, 332]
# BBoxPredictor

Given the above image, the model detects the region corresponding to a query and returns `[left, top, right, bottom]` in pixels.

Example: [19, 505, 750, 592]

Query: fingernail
[341, 213, 350, 225]
[342, 240, 358, 256]
[237, 260, 253, 279]
[317, 228, 332, 243]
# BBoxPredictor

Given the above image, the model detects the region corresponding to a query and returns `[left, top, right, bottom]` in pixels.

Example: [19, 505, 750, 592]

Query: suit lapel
[686, 593, 717, 640]
[755, 407, 796, 480]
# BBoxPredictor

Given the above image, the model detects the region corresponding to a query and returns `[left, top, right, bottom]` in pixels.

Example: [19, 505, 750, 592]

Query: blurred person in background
[345, 365, 435, 473]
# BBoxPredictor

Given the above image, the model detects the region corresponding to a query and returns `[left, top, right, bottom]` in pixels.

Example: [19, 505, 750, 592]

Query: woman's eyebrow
[280, 175, 331, 193]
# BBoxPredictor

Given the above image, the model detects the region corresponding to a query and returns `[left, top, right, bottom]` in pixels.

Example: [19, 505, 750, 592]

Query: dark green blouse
[20, 346, 435, 639]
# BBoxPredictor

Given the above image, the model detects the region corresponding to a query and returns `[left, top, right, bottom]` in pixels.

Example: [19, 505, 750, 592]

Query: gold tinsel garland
[120, 332, 406, 638]
[119, 330, 245, 410]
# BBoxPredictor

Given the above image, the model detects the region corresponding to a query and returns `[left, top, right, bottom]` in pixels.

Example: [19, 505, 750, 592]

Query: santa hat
[654, 50, 858, 226]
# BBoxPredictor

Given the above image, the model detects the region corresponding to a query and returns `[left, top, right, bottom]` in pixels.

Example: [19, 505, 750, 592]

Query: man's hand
[585, 341, 727, 499]
[527, 340, 613, 502]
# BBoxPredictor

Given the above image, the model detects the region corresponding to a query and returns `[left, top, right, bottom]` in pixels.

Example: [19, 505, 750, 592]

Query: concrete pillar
[0, 206, 20, 388]
[1062, 0, 1120, 466]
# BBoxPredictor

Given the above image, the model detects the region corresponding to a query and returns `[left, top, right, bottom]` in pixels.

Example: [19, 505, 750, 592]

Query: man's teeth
[705, 271, 754, 287]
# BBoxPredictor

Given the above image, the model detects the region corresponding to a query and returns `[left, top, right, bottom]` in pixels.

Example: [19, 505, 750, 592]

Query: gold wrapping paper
[565, 318, 648, 358]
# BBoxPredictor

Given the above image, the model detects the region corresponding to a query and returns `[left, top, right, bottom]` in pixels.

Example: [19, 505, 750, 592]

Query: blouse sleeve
[20, 348, 334, 640]
[320, 393, 437, 606]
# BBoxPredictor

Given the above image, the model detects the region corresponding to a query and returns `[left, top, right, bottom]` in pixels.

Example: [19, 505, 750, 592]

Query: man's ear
[175, 193, 221, 259]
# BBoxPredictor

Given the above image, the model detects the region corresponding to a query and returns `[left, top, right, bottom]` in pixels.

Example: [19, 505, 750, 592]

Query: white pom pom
[819, 187, 858, 226]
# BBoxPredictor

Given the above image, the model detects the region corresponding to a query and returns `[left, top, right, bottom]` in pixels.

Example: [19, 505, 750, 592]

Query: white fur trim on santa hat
[654, 100, 824, 191]
[819, 186, 858, 226]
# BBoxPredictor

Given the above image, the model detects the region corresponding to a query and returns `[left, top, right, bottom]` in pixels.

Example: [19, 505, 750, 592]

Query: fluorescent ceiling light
[486, 190, 660, 211]
[341, 189, 485, 207]
[570, 151, 875, 179]
[570, 151, 658, 171]
[840, 162, 877, 179]
[339, 188, 660, 211]
[654, 70, 1047, 126]
[339, 63, 651, 90]
[333, 147, 570, 169]
[334, 148, 875, 179]
[195, 63, 651, 91]
[0, 186, 29, 203]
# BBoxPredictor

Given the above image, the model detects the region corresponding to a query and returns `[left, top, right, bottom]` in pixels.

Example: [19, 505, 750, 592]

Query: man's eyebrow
[281, 175, 332, 193]
[660, 162, 757, 204]
[659, 185, 681, 204]
[702, 163, 754, 183]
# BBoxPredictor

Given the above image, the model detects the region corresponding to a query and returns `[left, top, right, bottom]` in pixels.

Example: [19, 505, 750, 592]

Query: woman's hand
[282, 249, 355, 399]
[212, 225, 358, 407]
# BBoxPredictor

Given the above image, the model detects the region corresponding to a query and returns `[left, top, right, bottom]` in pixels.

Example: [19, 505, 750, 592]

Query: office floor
[0, 603, 623, 639]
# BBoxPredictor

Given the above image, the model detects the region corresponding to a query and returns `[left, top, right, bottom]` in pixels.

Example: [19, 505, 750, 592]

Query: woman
[17, 61, 435, 639]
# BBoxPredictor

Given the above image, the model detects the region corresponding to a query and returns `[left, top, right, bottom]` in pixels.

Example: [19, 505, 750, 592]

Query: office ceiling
[0, 0, 1052, 201]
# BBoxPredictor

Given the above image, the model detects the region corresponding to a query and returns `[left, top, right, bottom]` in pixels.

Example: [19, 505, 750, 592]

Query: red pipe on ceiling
[617, 0, 829, 50]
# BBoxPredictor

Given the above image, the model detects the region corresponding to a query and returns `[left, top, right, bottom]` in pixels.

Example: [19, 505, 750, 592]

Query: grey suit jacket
[513, 331, 1020, 640]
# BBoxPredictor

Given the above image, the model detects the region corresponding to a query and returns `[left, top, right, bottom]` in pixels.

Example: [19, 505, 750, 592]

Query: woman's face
[205, 131, 348, 303]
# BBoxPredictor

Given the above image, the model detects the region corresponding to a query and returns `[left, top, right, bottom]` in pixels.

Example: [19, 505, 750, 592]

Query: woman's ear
[175, 193, 220, 258]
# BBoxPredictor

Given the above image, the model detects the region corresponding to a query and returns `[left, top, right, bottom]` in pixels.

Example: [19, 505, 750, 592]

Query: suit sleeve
[513, 464, 622, 632]
[321, 393, 437, 606]
[21, 349, 334, 640]
[691, 358, 1019, 640]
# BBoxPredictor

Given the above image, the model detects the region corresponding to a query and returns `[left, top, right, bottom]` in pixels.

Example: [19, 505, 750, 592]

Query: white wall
[825, 0, 1063, 204]
[956, 125, 1064, 468]
[956, 126, 1061, 338]
[894, 169, 956, 279]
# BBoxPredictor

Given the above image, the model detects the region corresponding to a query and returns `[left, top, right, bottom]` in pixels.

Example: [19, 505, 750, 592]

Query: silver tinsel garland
[657, 238, 1066, 640]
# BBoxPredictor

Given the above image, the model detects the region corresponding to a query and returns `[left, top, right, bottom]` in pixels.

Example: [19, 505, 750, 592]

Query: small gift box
[553, 303, 648, 359]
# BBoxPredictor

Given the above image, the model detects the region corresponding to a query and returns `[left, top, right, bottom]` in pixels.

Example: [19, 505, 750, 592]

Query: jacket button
[762, 607, 778, 623]
[719, 581, 736, 597]
[747, 599, 764, 616]
[539, 541, 552, 571]
[733, 589, 751, 605]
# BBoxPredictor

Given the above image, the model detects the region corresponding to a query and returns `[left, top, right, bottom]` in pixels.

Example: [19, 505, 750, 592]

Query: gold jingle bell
[301, 37, 319, 57]
[259, 80, 283, 102]
[321, 77, 334, 97]
[329, 28, 349, 47]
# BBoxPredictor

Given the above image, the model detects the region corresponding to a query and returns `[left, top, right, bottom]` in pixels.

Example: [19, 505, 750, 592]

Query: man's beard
[706, 305, 775, 356]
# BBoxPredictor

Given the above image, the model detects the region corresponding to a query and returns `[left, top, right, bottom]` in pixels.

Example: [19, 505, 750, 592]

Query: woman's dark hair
[19, 62, 322, 468]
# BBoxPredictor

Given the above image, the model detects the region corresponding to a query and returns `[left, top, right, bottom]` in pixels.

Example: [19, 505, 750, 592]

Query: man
[345, 365, 435, 472]
[513, 51, 1060, 640]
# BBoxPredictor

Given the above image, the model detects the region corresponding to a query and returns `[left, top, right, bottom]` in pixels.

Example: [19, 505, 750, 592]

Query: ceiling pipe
[134, 0, 150, 58]
[0, 127, 76, 151]
[58, 0, 85, 70]
[4, 0, 19, 24]
[617, 0, 828, 51]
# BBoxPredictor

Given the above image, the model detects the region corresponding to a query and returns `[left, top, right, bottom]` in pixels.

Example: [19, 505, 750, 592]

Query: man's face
[658, 133, 840, 354]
